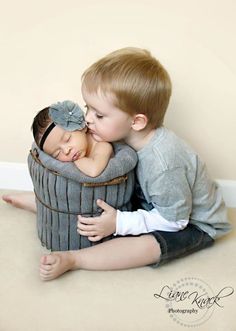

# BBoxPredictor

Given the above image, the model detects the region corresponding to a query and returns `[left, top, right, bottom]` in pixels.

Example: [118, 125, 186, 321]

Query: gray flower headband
[39, 100, 86, 150]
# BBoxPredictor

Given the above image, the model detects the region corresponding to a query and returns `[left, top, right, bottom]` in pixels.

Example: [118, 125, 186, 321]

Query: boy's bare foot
[39, 252, 79, 281]
[1, 192, 37, 213]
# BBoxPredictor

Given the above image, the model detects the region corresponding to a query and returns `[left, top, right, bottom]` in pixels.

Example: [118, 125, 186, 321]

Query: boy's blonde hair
[82, 47, 172, 129]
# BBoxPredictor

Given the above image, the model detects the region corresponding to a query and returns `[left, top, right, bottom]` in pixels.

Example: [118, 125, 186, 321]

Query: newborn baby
[32, 100, 113, 177]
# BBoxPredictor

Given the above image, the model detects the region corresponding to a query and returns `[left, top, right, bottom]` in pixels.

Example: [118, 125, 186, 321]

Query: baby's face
[43, 125, 88, 162]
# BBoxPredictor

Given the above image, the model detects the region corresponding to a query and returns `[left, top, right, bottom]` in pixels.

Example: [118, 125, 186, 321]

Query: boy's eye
[95, 113, 103, 119]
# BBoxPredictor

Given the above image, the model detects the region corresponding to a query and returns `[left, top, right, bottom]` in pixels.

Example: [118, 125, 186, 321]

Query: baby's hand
[77, 200, 117, 242]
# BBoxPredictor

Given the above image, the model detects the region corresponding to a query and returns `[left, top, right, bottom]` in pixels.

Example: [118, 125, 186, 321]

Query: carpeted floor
[0, 190, 235, 331]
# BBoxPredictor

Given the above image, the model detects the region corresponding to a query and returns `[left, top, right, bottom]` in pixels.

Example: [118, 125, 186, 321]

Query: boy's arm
[77, 201, 188, 242]
[113, 167, 191, 236]
[114, 208, 188, 236]
[78, 168, 191, 240]
[74, 142, 113, 177]
[115, 166, 194, 235]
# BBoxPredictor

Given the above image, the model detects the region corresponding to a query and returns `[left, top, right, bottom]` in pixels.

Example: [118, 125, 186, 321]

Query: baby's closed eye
[52, 150, 60, 159]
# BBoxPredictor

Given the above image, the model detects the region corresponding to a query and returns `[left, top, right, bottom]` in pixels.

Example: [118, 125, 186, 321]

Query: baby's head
[32, 100, 88, 162]
[82, 47, 172, 130]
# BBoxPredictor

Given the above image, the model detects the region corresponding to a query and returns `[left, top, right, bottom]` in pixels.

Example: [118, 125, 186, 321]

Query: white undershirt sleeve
[114, 208, 189, 236]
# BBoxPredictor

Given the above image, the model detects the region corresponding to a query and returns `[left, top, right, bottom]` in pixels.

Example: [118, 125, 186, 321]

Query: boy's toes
[2, 195, 12, 203]
[40, 254, 57, 266]
[40, 268, 51, 276]
[40, 273, 53, 281]
[40, 264, 52, 272]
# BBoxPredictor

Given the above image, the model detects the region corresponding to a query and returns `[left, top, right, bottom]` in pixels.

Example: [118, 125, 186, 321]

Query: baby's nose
[62, 146, 71, 155]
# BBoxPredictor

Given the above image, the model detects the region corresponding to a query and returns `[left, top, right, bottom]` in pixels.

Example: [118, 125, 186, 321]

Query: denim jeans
[149, 223, 214, 267]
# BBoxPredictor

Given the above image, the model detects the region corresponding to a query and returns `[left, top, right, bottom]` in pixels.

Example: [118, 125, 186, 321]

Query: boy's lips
[88, 128, 101, 138]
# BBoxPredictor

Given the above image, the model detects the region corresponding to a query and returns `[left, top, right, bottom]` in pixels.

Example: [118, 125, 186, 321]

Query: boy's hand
[77, 199, 117, 242]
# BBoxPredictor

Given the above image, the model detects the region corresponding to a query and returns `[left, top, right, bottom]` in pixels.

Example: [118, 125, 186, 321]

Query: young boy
[32, 100, 113, 177]
[3, 47, 231, 281]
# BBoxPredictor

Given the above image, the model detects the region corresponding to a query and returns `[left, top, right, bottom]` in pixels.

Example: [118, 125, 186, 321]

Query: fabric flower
[49, 100, 86, 131]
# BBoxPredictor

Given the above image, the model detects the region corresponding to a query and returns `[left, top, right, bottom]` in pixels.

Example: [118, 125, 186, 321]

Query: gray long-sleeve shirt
[128, 127, 231, 239]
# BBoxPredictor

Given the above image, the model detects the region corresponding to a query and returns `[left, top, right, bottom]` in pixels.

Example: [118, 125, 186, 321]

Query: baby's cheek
[57, 155, 70, 162]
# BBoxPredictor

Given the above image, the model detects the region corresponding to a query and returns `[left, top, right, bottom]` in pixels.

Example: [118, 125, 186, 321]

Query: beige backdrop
[0, 0, 235, 179]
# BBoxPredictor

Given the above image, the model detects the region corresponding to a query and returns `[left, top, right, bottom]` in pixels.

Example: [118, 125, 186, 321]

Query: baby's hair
[82, 47, 172, 129]
[31, 107, 52, 146]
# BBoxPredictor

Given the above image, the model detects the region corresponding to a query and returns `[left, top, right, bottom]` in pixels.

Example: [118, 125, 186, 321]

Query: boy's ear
[131, 114, 148, 131]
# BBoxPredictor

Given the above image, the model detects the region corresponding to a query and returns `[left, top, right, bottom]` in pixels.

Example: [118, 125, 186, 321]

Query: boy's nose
[85, 109, 93, 124]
